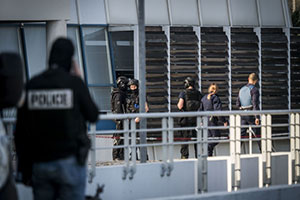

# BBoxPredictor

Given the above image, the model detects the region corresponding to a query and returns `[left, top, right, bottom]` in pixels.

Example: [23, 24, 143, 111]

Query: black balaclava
[128, 79, 139, 95]
[48, 37, 74, 72]
[0, 53, 24, 109]
[117, 76, 128, 91]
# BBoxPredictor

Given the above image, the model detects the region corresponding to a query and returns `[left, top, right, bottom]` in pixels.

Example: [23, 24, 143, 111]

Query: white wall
[0, 0, 69, 21]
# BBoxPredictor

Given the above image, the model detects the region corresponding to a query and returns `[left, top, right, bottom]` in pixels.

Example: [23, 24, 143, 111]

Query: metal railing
[88, 110, 300, 192]
[2, 109, 300, 193]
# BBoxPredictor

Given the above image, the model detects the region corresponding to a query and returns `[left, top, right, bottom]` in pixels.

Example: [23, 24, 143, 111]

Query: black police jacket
[15, 68, 98, 166]
[111, 88, 127, 114]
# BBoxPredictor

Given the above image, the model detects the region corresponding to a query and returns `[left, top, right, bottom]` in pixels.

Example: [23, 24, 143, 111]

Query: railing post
[229, 114, 236, 192]
[296, 113, 300, 182]
[88, 123, 96, 183]
[129, 119, 137, 179]
[202, 116, 208, 192]
[249, 126, 253, 155]
[197, 116, 203, 193]
[261, 114, 268, 186]
[161, 118, 168, 177]
[235, 115, 241, 190]
[122, 119, 130, 180]
[266, 114, 272, 186]
[290, 113, 296, 183]
[167, 117, 174, 176]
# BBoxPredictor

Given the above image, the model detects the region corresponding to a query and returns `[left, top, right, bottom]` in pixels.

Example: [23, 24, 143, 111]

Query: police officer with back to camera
[111, 76, 128, 160]
[0, 53, 24, 200]
[177, 77, 202, 159]
[15, 38, 99, 200]
[199, 83, 228, 156]
[236, 73, 260, 137]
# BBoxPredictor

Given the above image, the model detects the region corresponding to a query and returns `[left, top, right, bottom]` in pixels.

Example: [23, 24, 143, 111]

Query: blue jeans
[32, 156, 86, 200]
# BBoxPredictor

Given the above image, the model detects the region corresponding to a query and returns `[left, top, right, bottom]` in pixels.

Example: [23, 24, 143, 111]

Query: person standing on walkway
[111, 76, 128, 160]
[236, 73, 260, 136]
[177, 77, 202, 159]
[200, 83, 227, 156]
[15, 38, 99, 200]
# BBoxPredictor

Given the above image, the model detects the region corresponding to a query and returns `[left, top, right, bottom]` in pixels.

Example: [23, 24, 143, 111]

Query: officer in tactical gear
[236, 73, 260, 136]
[111, 76, 128, 160]
[177, 77, 202, 159]
[126, 79, 149, 160]
[126, 78, 149, 121]
[15, 38, 99, 200]
[200, 83, 228, 156]
[0, 53, 24, 200]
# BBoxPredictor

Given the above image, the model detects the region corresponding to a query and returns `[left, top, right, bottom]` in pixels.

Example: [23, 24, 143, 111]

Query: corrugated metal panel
[290, 28, 300, 109]
[201, 27, 229, 110]
[145, 26, 168, 131]
[231, 28, 259, 110]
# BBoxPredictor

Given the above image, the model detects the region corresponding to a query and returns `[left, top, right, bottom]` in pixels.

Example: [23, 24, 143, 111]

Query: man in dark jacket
[15, 38, 99, 200]
[236, 73, 260, 136]
[177, 77, 202, 159]
[111, 76, 128, 160]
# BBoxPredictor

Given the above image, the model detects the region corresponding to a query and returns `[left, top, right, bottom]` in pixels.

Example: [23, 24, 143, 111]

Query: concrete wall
[16, 155, 292, 200]
[86, 160, 197, 200]
[144, 184, 300, 200]
[0, 0, 69, 21]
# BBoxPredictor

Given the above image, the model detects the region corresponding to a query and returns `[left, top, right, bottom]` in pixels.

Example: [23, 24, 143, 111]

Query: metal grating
[290, 28, 300, 109]
[170, 27, 199, 112]
[201, 27, 229, 110]
[145, 26, 168, 130]
[261, 28, 289, 134]
[231, 28, 259, 110]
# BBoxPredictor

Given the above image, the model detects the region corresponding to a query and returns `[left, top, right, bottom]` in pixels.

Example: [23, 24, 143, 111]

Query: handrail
[98, 110, 300, 120]
[2, 109, 300, 193]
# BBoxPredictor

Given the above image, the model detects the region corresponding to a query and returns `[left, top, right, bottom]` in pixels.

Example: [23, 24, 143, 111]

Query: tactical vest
[111, 89, 126, 114]
[127, 93, 139, 113]
[239, 85, 254, 109]
[184, 89, 201, 111]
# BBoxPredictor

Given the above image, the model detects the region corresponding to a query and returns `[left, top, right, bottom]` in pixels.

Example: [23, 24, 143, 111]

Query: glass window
[110, 31, 134, 78]
[0, 26, 21, 53]
[67, 26, 84, 77]
[82, 27, 113, 111]
[24, 25, 47, 78]
[89, 87, 111, 111]
[82, 27, 112, 85]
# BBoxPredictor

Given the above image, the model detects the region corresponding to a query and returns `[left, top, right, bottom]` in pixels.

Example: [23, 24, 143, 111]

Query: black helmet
[128, 79, 139, 88]
[116, 76, 128, 91]
[184, 77, 195, 88]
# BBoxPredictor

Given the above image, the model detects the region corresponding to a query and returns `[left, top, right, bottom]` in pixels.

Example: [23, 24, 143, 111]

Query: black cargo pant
[207, 120, 220, 157]
[112, 121, 124, 160]
[180, 118, 197, 159]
